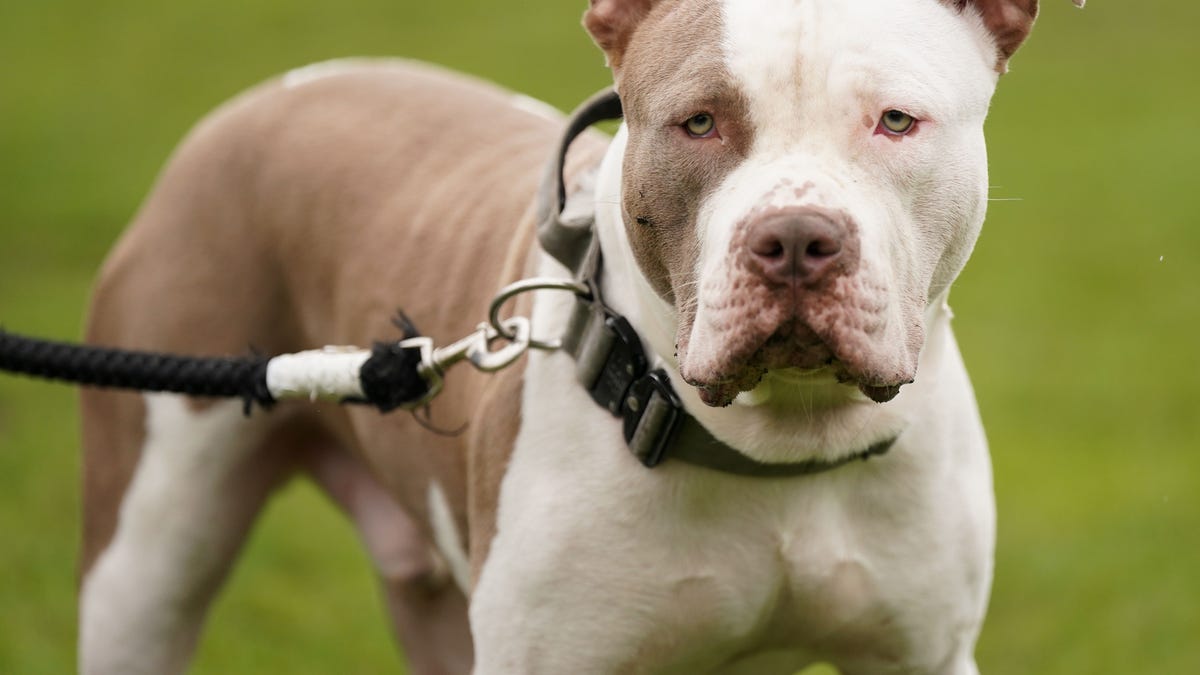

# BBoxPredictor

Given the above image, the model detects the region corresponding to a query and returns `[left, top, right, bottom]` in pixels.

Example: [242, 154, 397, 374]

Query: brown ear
[953, 0, 1085, 71]
[583, 0, 656, 71]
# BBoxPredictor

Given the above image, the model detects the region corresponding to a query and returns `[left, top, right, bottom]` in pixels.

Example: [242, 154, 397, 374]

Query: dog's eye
[880, 110, 916, 135]
[684, 113, 716, 138]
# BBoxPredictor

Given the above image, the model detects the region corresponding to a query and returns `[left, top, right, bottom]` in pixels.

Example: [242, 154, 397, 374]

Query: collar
[535, 89, 895, 478]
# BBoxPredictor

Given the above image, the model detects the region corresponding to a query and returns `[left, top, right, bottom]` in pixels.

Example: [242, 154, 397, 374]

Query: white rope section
[264, 347, 372, 402]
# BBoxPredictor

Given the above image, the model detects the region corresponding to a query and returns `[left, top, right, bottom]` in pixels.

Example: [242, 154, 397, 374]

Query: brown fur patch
[616, 0, 752, 316]
[80, 62, 609, 586]
[583, 0, 656, 70]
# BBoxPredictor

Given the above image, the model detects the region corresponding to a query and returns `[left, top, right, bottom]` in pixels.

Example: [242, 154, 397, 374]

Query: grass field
[1, 1, 1197, 673]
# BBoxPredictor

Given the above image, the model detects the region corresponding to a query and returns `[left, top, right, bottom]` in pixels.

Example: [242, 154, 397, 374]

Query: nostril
[805, 237, 841, 259]
[755, 239, 785, 259]
[749, 227, 788, 260]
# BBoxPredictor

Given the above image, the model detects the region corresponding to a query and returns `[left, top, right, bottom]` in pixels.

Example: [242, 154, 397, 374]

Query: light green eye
[685, 113, 716, 137]
[881, 110, 916, 135]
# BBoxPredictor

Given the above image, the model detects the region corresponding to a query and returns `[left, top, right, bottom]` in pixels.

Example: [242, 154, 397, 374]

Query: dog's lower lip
[696, 386, 736, 408]
[858, 382, 902, 403]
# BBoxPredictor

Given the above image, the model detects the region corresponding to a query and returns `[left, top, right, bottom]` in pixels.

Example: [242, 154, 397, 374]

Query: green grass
[1, 1, 1197, 673]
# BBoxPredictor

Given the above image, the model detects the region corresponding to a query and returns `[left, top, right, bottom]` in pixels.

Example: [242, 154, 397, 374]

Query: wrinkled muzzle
[678, 202, 921, 407]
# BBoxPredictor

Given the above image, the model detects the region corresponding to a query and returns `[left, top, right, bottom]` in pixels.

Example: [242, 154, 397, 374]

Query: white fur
[427, 481, 471, 594]
[471, 1, 1000, 671]
[80, 396, 269, 674]
[714, 0, 997, 305]
[474, 278, 993, 671]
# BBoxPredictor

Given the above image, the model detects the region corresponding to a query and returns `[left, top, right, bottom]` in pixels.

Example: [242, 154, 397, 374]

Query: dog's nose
[745, 209, 846, 285]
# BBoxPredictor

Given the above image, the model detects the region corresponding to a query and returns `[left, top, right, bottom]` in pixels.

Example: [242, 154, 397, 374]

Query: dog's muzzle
[680, 205, 914, 406]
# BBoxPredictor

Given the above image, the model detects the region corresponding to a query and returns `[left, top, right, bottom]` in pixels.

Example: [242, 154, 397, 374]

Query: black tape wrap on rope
[358, 340, 429, 413]
[0, 329, 276, 413]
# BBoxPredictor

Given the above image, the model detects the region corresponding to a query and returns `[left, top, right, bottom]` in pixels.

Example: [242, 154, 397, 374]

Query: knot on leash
[358, 340, 430, 413]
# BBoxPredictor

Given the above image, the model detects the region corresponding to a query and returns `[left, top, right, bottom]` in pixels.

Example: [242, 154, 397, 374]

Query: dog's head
[584, 0, 1078, 410]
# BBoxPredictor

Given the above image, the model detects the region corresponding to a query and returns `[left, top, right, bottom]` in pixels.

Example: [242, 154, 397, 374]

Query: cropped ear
[583, 0, 656, 71]
[953, 0, 1085, 71]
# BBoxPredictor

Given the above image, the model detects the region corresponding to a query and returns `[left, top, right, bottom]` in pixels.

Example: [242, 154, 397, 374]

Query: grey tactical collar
[535, 89, 895, 478]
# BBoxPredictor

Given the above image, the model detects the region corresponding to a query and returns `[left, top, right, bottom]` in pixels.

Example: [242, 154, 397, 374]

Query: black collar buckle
[623, 370, 683, 468]
[563, 294, 683, 468]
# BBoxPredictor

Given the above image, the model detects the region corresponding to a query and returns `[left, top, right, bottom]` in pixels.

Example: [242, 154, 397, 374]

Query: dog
[77, 0, 1082, 673]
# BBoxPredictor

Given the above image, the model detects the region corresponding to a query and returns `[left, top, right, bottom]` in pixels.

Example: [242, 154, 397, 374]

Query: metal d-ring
[487, 277, 590, 351]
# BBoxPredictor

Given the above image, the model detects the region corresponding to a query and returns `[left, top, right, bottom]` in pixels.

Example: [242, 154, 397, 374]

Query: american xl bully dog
[78, 0, 1083, 673]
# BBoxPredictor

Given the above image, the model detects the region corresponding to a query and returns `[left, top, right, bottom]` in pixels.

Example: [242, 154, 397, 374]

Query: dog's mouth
[679, 321, 910, 407]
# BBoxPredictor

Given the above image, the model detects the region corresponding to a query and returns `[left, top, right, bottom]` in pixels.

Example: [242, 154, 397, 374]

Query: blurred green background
[0, 1, 1196, 673]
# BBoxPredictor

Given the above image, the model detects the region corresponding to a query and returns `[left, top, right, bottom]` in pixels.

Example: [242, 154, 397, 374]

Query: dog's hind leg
[304, 446, 474, 675]
[78, 394, 292, 675]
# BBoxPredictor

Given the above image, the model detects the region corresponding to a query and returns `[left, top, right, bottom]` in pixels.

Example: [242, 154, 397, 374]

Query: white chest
[469, 332, 991, 672]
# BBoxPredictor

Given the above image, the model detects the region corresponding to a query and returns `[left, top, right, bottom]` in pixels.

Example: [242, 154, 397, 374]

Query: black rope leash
[0, 285, 566, 417]
[0, 328, 428, 415]
[0, 328, 273, 408]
